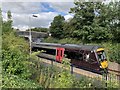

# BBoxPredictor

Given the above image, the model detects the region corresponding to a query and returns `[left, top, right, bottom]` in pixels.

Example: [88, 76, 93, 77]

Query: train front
[96, 48, 108, 73]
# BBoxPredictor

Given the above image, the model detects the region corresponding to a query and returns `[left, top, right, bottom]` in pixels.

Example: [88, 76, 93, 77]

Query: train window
[85, 54, 89, 62]
[89, 58, 96, 63]
[67, 52, 83, 60]
[97, 51, 106, 61]
[85, 52, 98, 63]
[61, 50, 62, 57]
[74, 53, 83, 60]
[57, 50, 59, 56]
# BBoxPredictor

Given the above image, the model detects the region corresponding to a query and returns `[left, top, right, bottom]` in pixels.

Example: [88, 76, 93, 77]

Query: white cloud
[64, 14, 73, 21]
[2, 0, 74, 2]
[2, 2, 41, 14]
[12, 26, 29, 31]
[2, 12, 58, 30]
[2, 2, 74, 30]
[49, 2, 74, 14]
[2, 12, 8, 21]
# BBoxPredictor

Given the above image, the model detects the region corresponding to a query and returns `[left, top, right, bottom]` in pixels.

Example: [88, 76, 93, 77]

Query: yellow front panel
[101, 61, 108, 69]
[97, 48, 104, 52]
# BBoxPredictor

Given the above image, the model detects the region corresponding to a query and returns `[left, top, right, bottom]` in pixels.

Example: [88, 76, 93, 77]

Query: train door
[56, 48, 65, 62]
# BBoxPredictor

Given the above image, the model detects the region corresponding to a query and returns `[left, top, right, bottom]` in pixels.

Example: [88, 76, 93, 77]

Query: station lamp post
[29, 14, 38, 58]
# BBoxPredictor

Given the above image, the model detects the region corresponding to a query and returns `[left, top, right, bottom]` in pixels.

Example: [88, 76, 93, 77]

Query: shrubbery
[2, 73, 41, 88]
[30, 53, 120, 88]
[102, 43, 120, 64]
[29, 54, 96, 88]
[1, 11, 41, 87]
[2, 32, 30, 79]
[44, 37, 81, 44]
[2, 32, 42, 88]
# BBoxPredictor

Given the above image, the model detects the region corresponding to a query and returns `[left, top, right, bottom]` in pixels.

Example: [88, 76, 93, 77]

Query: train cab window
[97, 51, 106, 61]
[68, 52, 83, 60]
[74, 53, 83, 60]
[85, 53, 96, 63]
[85, 54, 90, 62]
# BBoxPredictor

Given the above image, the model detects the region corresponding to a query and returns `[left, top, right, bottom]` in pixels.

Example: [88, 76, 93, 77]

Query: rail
[108, 68, 120, 74]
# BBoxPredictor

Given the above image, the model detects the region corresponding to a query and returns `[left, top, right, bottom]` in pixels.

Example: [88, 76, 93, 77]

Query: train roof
[32, 42, 103, 51]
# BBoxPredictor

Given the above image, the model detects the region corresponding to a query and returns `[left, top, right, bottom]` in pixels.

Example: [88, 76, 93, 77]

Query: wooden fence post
[51, 59, 53, 66]
[70, 64, 73, 74]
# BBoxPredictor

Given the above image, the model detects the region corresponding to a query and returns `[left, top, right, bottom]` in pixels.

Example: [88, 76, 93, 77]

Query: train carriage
[32, 42, 108, 74]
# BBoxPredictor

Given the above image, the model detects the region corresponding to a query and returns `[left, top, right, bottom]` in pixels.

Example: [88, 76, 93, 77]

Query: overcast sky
[2, 0, 118, 31]
[2, 2, 74, 31]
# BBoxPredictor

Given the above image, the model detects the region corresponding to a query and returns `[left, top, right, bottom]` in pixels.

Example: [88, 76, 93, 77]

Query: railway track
[108, 62, 120, 75]
[107, 62, 120, 81]
[108, 69, 120, 76]
[37, 53, 120, 81]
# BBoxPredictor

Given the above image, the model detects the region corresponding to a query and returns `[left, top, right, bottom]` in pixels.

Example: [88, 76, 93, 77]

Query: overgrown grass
[30, 52, 120, 88]
[44, 37, 81, 44]
[30, 56, 94, 88]
[2, 73, 42, 88]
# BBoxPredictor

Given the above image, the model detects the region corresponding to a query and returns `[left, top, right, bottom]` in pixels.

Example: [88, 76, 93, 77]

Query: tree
[0, 8, 2, 26]
[108, 2, 120, 43]
[7, 10, 12, 20]
[50, 15, 65, 39]
[2, 10, 13, 33]
[30, 27, 49, 32]
[63, 18, 78, 38]
[69, 2, 96, 42]
[0, 8, 2, 45]
[2, 10, 30, 78]
[69, 1, 114, 43]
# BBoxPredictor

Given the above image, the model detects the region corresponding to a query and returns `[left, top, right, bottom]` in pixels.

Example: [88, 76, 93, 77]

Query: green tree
[69, 2, 114, 43]
[69, 2, 95, 42]
[0, 8, 2, 44]
[63, 18, 78, 38]
[7, 10, 12, 20]
[0, 8, 2, 28]
[31, 27, 49, 32]
[2, 10, 13, 33]
[50, 15, 65, 39]
[108, 2, 120, 43]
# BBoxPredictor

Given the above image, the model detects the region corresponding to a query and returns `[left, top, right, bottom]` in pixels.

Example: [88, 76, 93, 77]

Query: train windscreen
[97, 51, 107, 61]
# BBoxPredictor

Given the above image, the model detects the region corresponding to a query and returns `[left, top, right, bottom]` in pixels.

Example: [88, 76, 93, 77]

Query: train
[32, 42, 108, 74]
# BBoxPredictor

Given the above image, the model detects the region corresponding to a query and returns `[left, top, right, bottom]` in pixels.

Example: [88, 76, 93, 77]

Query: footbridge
[16, 31, 49, 42]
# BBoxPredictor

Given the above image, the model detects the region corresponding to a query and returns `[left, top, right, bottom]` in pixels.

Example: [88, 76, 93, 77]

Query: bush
[44, 37, 81, 44]
[2, 73, 42, 88]
[44, 37, 59, 43]
[2, 32, 31, 79]
[102, 43, 120, 64]
[30, 54, 98, 88]
[59, 38, 81, 44]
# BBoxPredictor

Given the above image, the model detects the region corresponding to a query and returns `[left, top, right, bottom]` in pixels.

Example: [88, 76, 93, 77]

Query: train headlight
[100, 66, 102, 68]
